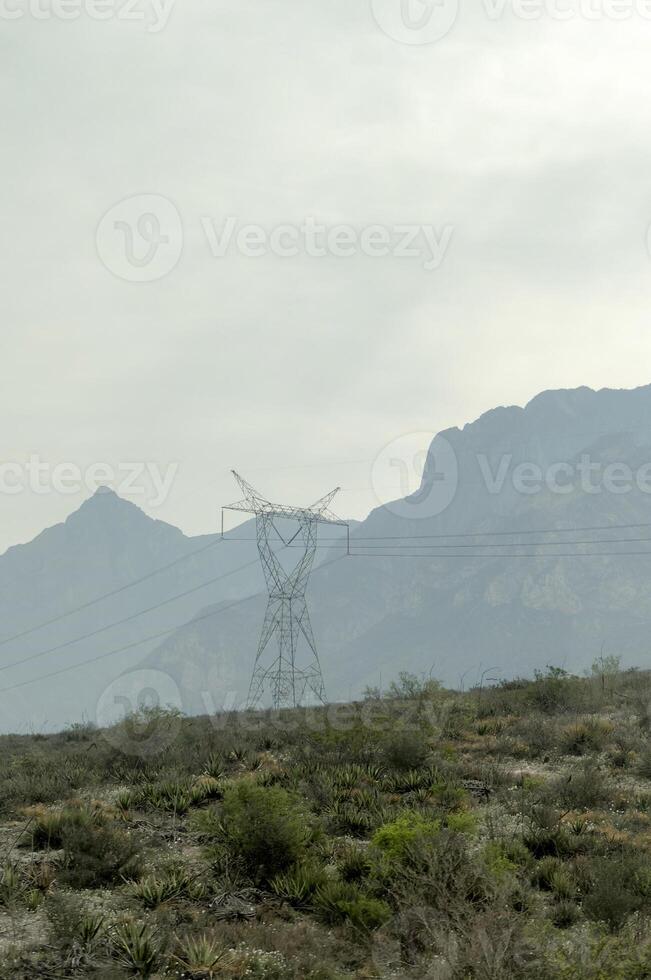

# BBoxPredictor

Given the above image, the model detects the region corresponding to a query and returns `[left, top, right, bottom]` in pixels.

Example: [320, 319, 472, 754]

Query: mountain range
[2, 383, 651, 731]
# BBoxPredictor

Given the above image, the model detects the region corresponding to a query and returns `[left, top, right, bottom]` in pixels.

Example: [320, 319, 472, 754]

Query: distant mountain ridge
[148, 383, 651, 711]
[0, 489, 263, 732]
[3, 383, 651, 731]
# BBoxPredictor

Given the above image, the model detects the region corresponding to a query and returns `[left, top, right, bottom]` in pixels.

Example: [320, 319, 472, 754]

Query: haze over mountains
[3, 383, 651, 732]
[0, 492, 262, 732]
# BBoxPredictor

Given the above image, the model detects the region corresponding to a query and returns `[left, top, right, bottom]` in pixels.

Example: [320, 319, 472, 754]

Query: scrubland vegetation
[1, 659, 651, 977]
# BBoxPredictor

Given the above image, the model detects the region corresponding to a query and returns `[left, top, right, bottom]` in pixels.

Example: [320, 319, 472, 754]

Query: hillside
[149, 383, 651, 710]
[0, 490, 262, 733]
[1, 665, 651, 978]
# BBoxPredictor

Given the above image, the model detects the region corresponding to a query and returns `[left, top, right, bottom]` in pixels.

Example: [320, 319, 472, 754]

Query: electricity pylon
[223, 472, 348, 710]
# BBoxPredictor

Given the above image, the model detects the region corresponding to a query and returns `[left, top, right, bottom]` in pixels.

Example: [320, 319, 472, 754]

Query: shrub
[560, 719, 613, 756]
[482, 842, 518, 882]
[530, 666, 578, 713]
[583, 872, 639, 931]
[215, 782, 313, 883]
[636, 749, 651, 780]
[428, 778, 468, 811]
[25, 803, 100, 850]
[313, 880, 391, 932]
[383, 732, 429, 771]
[445, 811, 477, 835]
[337, 844, 371, 883]
[582, 854, 651, 931]
[531, 857, 565, 892]
[552, 761, 611, 809]
[60, 821, 143, 889]
[372, 812, 441, 864]
[552, 899, 580, 929]
[385, 831, 492, 921]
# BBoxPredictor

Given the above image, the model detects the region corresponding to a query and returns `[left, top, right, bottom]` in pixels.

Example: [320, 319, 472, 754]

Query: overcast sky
[2, 0, 651, 552]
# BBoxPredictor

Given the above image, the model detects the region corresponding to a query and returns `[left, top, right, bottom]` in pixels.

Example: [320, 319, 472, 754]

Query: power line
[0, 595, 255, 695]
[227, 520, 651, 544]
[344, 535, 651, 549]
[0, 555, 263, 675]
[349, 549, 651, 559]
[348, 520, 651, 541]
[0, 554, 346, 695]
[0, 537, 226, 649]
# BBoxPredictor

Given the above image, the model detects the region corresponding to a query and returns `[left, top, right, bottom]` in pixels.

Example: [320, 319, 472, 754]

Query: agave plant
[111, 921, 161, 978]
[76, 911, 107, 948]
[0, 865, 23, 908]
[141, 780, 192, 815]
[202, 752, 225, 779]
[270, 863, 328, 907]
[173, 933, 233, 978]
[131, 869, 193, 908]
[190, 775, 223, 806]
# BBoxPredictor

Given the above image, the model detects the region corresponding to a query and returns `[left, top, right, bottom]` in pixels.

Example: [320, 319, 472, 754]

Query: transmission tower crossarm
[309, 486, 341, 517]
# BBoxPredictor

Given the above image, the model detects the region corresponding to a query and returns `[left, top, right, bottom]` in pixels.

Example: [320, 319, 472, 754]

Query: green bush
[25, 803, 100, 850]
[215, 781, 314, 883]
[582, 854, 651, 931]
[60, 821, 143, 889]
[383, 731, 429, 771]
[445, 811, 477, 835]
[552, 761, 611, 809]
[372, 812, 441, 864]
[313, 880, 391, 932]
[336, 844, 371, 883]
[560, 719, 612, 756]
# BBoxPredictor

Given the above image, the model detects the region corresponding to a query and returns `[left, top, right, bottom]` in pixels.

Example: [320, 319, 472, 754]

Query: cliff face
[149, 384, 651, 710]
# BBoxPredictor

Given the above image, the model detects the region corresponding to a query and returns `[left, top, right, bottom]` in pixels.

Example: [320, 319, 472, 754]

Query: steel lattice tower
[224, 471, 347, 710]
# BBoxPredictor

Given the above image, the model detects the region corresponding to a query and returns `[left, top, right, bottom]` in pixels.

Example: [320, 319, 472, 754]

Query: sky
[2, 0, 651, 553]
